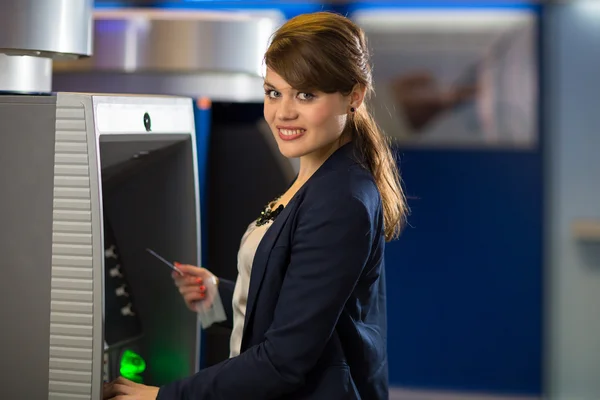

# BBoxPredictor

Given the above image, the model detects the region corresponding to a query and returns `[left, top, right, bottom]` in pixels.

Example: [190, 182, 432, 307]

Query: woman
[103, 10, 407, 400]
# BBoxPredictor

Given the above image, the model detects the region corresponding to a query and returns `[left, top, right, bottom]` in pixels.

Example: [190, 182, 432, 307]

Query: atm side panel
[0, 95, 57, 399]
[50, 93, 103, 400]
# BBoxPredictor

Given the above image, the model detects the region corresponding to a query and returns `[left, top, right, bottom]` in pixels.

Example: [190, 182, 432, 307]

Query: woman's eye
[265, 90, 279, 99]
[298, 92, 315, 101]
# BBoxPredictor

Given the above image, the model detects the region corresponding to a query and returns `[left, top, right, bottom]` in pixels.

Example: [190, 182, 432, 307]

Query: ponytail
[352, 106, 407, 241]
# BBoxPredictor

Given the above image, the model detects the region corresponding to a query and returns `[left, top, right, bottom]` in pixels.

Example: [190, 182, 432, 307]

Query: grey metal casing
[0, 0, 93, 93]
[0, 93, 201, 399]
[52, 8, 284, 102]
[0, 94, 57, 400]
[0, 0, 93, 58]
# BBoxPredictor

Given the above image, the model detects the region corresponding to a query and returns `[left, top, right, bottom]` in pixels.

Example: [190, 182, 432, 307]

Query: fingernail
[196, 278, 203, 284]
[200, 293, 205, 298]
[199, 285, 206, 291]
[174, 261, 181, 266]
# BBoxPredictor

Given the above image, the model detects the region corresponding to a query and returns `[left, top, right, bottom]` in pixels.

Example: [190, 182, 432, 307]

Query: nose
[276, 97, 298, 121]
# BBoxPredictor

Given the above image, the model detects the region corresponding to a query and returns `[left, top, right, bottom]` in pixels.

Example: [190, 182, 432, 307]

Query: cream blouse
[229, 219, 273, 358]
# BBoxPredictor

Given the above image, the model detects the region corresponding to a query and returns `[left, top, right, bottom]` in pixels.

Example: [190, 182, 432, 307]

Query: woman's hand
[172, 263, 218, 312]
[103, 377, 159, 399]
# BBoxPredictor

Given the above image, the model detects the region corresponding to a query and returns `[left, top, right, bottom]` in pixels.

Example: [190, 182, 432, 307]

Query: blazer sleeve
[157, 184, 375, 400]
[213, 278, 235, 330]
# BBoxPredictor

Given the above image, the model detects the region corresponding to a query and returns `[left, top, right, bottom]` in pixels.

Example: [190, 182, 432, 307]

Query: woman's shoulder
[301, 163, 381, 214]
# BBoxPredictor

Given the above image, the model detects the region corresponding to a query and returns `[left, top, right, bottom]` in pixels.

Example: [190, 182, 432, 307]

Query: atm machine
[1, 92, 200, 398]
[52, 8, 297, 369]
[0, 2, 200, 399]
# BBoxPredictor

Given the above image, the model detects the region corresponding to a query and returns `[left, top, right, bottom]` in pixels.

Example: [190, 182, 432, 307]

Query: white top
[229, 219, 273, 358]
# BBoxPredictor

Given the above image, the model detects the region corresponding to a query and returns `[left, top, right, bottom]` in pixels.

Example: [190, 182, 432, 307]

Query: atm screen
[99, 134, 199, 386]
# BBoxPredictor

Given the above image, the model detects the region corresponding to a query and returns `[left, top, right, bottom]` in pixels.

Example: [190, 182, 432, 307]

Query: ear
[349, 84, 367, 110]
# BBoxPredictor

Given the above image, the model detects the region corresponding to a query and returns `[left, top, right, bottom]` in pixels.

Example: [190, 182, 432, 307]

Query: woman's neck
[297, 137, 350, 182]
[274, 138, 350, 210]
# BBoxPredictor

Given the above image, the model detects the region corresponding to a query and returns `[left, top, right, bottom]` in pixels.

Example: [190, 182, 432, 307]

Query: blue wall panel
[194, 101, 211, 370]
[194, 101, 211, 268]
[387, 148, 543, 394]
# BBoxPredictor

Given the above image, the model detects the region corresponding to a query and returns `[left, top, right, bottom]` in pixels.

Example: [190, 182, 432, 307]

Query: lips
[277, 127, 306, 141]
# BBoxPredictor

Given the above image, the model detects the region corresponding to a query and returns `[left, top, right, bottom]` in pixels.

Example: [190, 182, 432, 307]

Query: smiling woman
[262, 71, 350, 161]
[104, 11, 407, 400]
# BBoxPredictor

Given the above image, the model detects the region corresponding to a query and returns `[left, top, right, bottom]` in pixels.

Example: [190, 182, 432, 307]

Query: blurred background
[4, 0, 600, 399]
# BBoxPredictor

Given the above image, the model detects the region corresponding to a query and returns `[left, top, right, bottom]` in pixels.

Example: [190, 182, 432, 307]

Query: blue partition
[192, 99, 211, 370]
[386, 148, 543, 394]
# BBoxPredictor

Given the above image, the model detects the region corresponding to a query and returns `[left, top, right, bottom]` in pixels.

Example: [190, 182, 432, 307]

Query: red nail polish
[174, 262, 180, 266]
[200, 293, 205, 298]
[199, 285, 206, 291]
[196, 278, 203, 284]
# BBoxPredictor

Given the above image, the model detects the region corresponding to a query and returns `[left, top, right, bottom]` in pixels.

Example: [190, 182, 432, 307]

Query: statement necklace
[256, 196, 284, 226]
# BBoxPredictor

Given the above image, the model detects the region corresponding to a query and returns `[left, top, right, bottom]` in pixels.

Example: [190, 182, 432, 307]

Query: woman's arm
[212, 278, 235, 330]
[157, 176, 376, 399]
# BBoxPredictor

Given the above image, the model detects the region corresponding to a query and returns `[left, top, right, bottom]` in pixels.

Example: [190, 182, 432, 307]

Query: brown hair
[265, 11, 408, 241]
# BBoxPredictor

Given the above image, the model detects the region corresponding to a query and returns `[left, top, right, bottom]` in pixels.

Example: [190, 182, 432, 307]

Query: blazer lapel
[240, 142, 358, 347]
[242, 197, 298, 342]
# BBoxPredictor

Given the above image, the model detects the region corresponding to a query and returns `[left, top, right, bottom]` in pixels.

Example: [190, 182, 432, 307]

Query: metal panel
[52, 9, 281, 102]
[0, 0, 93, 58]
[0, 95, 57, 400]
[49, 100, 95, 399]
[0, 0, 93, 92]
[54, 9, 281, 75]
[0, 54, 53, 93]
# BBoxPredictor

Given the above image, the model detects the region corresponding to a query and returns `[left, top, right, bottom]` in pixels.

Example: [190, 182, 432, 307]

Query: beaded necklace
[255, 196, 284, 226]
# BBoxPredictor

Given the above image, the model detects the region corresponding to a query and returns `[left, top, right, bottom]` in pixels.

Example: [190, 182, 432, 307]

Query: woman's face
[263, 68, 352, 159]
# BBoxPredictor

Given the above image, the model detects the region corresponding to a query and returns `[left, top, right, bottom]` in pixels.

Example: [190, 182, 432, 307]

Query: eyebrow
[263, 81, 314, 93]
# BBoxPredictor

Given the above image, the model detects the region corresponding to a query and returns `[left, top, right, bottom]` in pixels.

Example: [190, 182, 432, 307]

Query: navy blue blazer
[158, 142, 388, 399]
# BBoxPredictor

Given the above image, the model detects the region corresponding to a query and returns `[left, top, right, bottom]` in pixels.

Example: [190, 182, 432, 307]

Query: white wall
[545, 3, 600, 399]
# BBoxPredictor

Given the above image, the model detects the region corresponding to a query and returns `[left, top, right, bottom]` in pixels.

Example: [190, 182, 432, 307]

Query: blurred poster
[352, 9, 538, 149]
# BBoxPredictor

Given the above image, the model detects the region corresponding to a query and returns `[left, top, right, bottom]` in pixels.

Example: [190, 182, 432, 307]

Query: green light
[120, 349, 146, 383]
